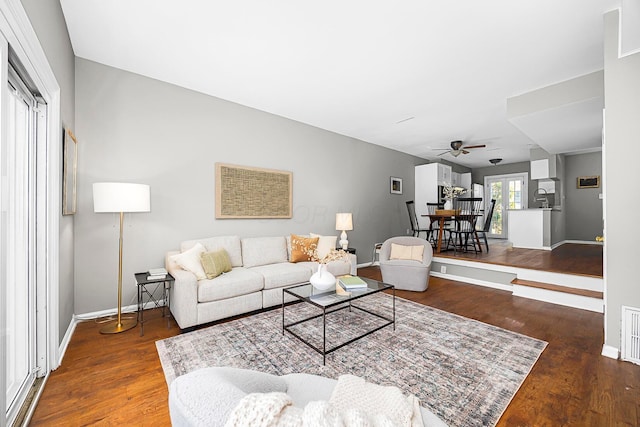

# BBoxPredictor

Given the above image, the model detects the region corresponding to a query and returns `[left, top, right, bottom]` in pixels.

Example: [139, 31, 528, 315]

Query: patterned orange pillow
[290, 234, 319, 262]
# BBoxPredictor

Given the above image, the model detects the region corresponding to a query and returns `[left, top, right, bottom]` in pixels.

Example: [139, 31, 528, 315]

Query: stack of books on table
[147, 268, 168, 281]
[338, 275, 368, 291]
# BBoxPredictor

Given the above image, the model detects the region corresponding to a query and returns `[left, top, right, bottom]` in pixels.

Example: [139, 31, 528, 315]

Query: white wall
[603, 9, 640, 351]
[74, 58, 423, 314]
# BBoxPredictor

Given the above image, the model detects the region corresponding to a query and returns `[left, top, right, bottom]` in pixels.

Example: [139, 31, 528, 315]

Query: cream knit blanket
[224, 375, 424, 427]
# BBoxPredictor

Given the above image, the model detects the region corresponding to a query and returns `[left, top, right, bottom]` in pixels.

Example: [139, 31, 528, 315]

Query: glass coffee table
[282, 278, 395, 364]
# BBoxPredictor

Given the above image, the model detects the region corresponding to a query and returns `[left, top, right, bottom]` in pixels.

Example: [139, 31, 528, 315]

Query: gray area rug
[156, 293, 546, 427]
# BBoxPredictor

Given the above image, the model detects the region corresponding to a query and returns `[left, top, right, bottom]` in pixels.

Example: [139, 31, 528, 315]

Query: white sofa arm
[348, 253, 357, 275]
[166, 252, 198, 329]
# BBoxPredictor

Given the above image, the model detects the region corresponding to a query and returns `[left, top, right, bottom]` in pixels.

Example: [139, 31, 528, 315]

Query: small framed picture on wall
[577, 176, 600, 189]
[390, 177, 403, 194]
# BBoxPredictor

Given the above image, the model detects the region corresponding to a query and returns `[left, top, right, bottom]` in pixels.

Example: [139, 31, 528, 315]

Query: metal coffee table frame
[282, 278, 395, 364]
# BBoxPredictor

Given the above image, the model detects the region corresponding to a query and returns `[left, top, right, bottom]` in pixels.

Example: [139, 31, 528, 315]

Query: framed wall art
[577, 175, 600, 189]
[62, 129, 78, 215]
[390, 177, 403, 194]
[215, 163, 292, 219]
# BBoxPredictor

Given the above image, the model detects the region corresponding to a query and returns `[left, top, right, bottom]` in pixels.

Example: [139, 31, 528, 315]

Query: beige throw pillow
[310, 233, 338, 260]
[290, 234, 319, 262]
[169, 242, 207, 280]
[389, 243, 424, 262]
[200, 249, 232, 280]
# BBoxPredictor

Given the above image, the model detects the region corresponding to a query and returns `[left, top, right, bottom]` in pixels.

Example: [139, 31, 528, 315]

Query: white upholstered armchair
[379, 236, 433, 291]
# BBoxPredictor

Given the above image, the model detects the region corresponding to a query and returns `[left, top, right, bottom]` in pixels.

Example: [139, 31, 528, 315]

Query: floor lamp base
[100, 317, 138, 334]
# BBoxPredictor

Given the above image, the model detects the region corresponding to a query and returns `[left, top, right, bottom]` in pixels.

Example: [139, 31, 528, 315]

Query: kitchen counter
[508, 208, 552, 250]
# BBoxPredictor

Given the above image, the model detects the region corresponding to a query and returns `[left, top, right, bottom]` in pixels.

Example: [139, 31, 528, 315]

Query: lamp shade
[335, 213, 353, 231]
[93, 182, 151, 213]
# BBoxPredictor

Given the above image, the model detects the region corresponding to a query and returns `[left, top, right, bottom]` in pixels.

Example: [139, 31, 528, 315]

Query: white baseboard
[558, 240, 603, 246]
[74, 303, 139, 321]
[513, 285, 604, 313]
[75, 299, 168, 321]
[57, 316, 79, 367]
[601, 344, 619, 359]
[357, 262, 374, 269]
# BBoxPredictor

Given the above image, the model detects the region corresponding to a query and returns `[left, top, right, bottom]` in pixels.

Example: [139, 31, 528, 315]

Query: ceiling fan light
[451, 150, 462, 157]
[450, 140, 463, 150]
[489, 158, 502, 165]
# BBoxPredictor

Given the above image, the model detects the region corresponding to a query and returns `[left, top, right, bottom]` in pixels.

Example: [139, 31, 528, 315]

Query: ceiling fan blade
[462, 144, 486, 149]
[437, 151, 449, 156]
[461, 149, 470, 154]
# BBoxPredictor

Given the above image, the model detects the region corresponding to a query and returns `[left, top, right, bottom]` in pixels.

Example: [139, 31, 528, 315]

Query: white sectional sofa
[165, 235, 356, 330]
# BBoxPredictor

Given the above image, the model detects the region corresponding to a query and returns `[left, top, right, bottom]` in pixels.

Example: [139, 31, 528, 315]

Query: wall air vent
[622, 306, 640, 365]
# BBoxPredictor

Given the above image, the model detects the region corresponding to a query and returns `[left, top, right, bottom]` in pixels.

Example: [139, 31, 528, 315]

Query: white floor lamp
[93, 182, 150, 334]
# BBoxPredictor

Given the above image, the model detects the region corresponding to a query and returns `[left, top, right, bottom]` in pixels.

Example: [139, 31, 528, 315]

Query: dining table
[421, 212, 483, 254]
[421, 213, 452, 253]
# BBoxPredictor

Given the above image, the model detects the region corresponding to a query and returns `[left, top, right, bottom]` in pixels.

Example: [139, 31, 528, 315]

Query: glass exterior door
[485, 174, 527, 238]
[4, 65, 39, 423]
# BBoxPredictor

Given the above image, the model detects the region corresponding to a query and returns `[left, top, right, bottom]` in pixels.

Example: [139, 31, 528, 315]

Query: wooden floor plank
[30, 267, 637, 426]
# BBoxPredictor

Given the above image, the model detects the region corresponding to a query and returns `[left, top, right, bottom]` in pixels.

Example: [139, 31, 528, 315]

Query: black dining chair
[476, 199, 497, 252]
[447, 197, 483, 253]
[425, 202, 444, 245]
[406, 201, 430, 239]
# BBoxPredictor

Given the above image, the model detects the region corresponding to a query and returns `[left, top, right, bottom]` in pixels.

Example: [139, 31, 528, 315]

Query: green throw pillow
[200, 249, 232, 279]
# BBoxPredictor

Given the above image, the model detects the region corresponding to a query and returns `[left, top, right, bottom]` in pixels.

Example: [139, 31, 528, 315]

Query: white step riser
[513, 285, 604, 313]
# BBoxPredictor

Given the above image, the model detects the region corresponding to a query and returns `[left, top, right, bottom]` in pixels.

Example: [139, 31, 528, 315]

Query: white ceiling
[59, 0, 619, 168]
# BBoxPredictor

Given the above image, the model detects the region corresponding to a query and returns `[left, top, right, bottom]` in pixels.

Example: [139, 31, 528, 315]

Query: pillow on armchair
[389, 243, 425, 262]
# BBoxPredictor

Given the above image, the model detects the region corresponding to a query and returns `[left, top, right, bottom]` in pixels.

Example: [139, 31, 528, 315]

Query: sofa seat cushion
[249, 263, 312, 290]
[197, 267, 264, 303]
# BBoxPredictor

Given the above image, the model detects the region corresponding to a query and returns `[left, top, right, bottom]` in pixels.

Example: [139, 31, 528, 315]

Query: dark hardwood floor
[436, 240, 603, 278]
[31, 267, 637, 426]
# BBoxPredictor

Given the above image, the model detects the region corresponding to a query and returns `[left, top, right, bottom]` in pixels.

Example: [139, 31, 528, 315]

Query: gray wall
[74, 58, 423, 314]
[21, 0, 75, 343]
[603, 10, 640, 351]
[565, 152, 603, 241]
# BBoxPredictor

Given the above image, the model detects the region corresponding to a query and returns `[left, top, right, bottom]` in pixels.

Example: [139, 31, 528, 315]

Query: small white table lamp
[336, 213, 353, 250]
[93, 182, 150, 334]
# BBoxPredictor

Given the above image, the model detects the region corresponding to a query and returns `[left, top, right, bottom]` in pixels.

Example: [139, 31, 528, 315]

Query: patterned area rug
[156, 293, 546, 427]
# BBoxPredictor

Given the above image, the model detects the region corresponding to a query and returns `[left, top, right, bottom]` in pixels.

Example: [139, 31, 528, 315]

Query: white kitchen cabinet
[508, 209, 552, 250]
[451, 172, 460, 187]
[530, 156, 558, 180]
[460, 172, 472, 190]
[415, 164, 441, 228]
[437, 164, 452, 185]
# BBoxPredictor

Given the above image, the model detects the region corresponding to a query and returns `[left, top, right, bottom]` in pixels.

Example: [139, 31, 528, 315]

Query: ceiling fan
[437, 140, 486, 158]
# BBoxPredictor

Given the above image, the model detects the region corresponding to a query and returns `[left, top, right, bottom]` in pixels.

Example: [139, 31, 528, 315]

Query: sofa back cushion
[181, 236, 243, 268]
[242, 237, 288, 268]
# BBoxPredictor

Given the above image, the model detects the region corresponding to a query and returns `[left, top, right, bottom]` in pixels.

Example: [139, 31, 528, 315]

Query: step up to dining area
[428, 242, 604, 313]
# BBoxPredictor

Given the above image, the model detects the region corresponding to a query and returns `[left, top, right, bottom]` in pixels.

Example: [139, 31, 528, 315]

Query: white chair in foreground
[379, 236, 433, 291]
[168, 367, 448, 426]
